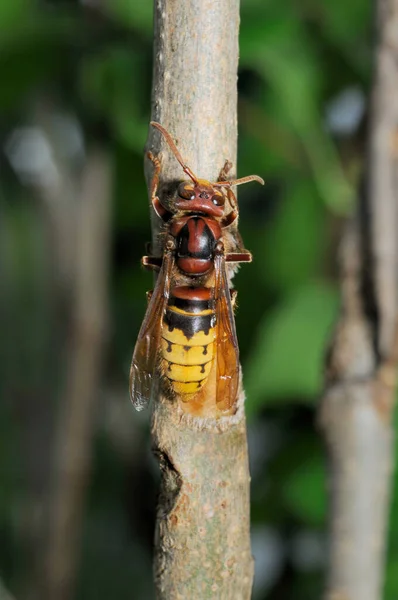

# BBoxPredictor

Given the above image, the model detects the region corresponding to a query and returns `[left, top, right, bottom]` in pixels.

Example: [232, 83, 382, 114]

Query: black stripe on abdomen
[168, 295, 212, 314]
[164, 308, 215, 339]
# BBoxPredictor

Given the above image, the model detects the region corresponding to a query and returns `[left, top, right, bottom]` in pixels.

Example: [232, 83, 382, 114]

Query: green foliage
[240, 1, 356, 214]
[261, 181, 327, 293]
[79, 48, 150, 151]
[103, 0, 154, 33]
[281, 453, 326, 527]
[385, 407, 398, 598]
[245, 283, 339, 411]
[0, 0, 30, 29]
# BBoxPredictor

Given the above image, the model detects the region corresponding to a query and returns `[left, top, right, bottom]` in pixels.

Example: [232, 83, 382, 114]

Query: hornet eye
[212, 193, 225, 206]
[178, 182, 195, 200]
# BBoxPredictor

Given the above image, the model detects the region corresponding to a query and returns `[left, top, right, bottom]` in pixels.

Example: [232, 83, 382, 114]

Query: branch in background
[319, 1, 398, 598]
[43, 147, 112, 600]
[3, 104, 111, 600]
[0, 578, 17, 600]
[146, 0, 253, 597]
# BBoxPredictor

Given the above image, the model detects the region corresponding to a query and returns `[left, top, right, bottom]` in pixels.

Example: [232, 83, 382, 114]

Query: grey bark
[319, 1, 398, 598]
[146, 0, 253, 598]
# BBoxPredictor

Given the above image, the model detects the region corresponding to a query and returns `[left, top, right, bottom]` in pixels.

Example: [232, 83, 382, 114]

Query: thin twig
[146, 0, 253, 598]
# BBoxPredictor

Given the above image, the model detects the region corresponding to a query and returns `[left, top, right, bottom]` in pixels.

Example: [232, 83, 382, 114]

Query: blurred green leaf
[79, 48, 149, 151]
[384, 556, 398, 600]
[0, 12, 78, 111]
[282, 454, 326, 526]
[0, 0, 31, 31]
[387, 406, 398, 552]
[0, 11, 77, 49]
[261, 180, 326, 293]
[240, 9, 354, 214]
[316, 0, 371, 47]
[245, 282, 339, 410]
[103, 0, 153, 33]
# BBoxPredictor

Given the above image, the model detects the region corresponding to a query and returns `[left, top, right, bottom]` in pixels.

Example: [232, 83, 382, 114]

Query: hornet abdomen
[161, 286, 216, 395]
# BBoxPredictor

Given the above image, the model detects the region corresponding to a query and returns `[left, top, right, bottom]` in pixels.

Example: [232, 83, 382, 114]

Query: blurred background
[1, 1, 396, 599]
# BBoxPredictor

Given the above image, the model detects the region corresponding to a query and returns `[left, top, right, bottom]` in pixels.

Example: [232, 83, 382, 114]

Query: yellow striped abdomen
[161, 286, 216, 396]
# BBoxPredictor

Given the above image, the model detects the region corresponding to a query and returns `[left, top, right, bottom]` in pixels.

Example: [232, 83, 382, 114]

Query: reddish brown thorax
[169, 214, 222, 276]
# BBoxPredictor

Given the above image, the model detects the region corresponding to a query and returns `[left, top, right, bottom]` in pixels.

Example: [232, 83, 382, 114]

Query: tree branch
[319, 1, 398, 598]
[145, 0, 253, 598]
[44, 147, 112, 600]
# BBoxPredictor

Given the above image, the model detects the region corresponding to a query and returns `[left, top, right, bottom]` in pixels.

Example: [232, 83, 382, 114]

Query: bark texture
[319, 2, 398, 599]
[146, 0, 253, 598]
